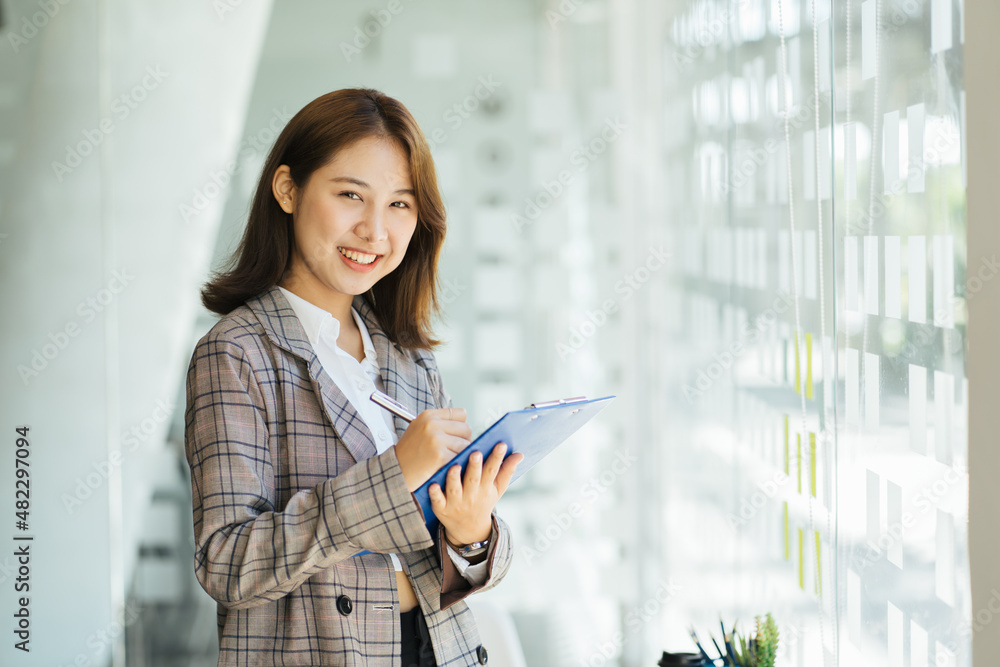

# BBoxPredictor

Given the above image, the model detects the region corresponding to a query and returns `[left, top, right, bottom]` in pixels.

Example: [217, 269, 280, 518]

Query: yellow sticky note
[798, 528, 805, 589]
[810, 432, 817, 498]
[794, 332, 801, 394]
[784, 415, 790, 475]
[797, 433, 802, 495]
[805, 332, 814, 400]
[783, 502, 790, 561]
[814, 530, 823, 597]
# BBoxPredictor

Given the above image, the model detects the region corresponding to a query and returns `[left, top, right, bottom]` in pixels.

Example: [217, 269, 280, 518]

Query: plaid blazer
[184, 284, 513, 666]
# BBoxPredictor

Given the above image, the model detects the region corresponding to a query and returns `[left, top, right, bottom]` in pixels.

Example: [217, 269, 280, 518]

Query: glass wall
[645, 0, 969, 665]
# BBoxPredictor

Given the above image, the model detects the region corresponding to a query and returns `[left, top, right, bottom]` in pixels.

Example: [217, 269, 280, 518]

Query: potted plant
[662, 614, 779, 667]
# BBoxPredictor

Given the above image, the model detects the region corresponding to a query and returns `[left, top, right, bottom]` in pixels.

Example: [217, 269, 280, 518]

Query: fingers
[429, 483, 446, 511]
[494, 452, 524, 497]
[445, 464, 463, 501]
[442, 435, 472, 459]
[481, 443, 507, 483]
[418, 410, 470, 441]
[440, 420, 473, 441]
[464, 450, 484, 489]
[422, 407, 468, 423]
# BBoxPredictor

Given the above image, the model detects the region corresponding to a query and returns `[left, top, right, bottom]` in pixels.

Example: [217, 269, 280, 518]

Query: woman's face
[277, 135, 419, 305]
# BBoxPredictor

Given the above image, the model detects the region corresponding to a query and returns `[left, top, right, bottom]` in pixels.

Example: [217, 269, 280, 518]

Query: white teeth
[339, 247, 377, 265]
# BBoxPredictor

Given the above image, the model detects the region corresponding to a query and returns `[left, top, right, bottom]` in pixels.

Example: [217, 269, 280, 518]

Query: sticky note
[805, 230, 817, 299]
[823, 335, 835, 404]
[814, 530, 823, 596]
[797, 432, 803, 494]
[862, 1, 876, 80]
[883, 236, 902, 318]
[935, 370, 954, 465]
[845, 236, 859, 312]
[865, 352, 880, 428]
[932, 0, 952, 54]
[818, 20, 831, 92]
[888, 602, 904, 667]
[936, 510, 955, 606]
[798, 528, 805, 589]
[887, 481, 902, 567]
[794, 230, 804, 295]
[819, 125, 832, 200]
[910, 364, 928, 455]
[788, 37, 801, 106]
[845, 122, 858, 200]
[846, 347, 860, 425]
[804, 130, 816, 201]
[867, 469, 881, 545]
[961, 90, 967, 187]
[848, 569, 861, 647]
[933, 235, 955, 328]
[809, 432, 817, 496]
[795, 332, 802, 395]
[806, 333, 814, 399]
[865, 236, 879, 315]
[908, 103, 926, 193]
[884, 111, 901, 195]
[784, 414, 790, 474]
[779, 231, 790, 293]
[784, 501, 790, 560]
[912, 621, 929, 667]
[908, 236, 927, 323]
[758, 228, 768, 289]
[959, 0, 965, 44]
[774, 142, 789, 204]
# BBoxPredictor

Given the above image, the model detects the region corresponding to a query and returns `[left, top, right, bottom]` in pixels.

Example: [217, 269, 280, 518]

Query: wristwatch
[453, 537, 490, 559]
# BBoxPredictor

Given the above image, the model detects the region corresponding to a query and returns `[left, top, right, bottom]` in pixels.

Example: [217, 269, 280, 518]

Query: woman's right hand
[394, 408, 473, 492]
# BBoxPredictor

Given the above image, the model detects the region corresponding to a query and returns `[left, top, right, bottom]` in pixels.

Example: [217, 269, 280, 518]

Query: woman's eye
[340, 191, 361, 200]
[391, 201, 411, 209]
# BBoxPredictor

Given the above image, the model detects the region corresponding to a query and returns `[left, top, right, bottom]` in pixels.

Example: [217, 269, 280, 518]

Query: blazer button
[476, 645, 488, 664]
[336, 594, 353, 616]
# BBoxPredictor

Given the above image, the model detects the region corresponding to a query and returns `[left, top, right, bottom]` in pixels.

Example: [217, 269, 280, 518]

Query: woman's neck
[277, 274, 356, 331]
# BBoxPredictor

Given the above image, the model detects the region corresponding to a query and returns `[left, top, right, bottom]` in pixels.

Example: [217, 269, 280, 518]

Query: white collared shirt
[277, 286, 488, 583]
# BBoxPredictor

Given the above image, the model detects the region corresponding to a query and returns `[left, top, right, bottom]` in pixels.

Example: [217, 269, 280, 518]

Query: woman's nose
[356, 206, 388, 242]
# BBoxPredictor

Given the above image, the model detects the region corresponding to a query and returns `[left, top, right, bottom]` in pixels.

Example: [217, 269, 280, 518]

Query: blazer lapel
[351, 293, 434, 437]
[245, 285, 377, 463]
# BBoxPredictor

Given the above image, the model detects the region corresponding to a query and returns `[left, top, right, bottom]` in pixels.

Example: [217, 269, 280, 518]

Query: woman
[184, 88, 523, 666]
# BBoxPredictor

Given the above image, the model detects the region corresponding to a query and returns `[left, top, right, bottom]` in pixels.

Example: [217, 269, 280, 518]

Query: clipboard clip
[526, 396, 588, 409]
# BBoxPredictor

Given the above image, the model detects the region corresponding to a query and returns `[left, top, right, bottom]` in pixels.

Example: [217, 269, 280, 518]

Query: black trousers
[400, 606, 437, 667]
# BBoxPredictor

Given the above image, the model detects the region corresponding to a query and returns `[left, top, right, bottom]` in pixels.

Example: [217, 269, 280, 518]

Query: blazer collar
[244, 284, 414, 463]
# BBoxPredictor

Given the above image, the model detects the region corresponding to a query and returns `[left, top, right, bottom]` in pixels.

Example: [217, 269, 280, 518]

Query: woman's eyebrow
[330, 176, 414, 196]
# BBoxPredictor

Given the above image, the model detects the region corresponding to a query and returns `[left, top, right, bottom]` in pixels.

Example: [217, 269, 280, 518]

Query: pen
[370, 389, 417, 422]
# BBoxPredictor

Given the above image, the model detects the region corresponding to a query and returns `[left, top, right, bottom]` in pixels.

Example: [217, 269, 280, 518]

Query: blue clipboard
[353, 394, 615, 556]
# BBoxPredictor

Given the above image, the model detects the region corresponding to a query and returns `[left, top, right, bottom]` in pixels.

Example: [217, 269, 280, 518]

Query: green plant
[754, 613, 778, 667]
[731, 613, 778, 667]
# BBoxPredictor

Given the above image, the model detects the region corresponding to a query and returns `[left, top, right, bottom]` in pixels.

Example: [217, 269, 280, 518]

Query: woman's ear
[272, 165, 296, 214]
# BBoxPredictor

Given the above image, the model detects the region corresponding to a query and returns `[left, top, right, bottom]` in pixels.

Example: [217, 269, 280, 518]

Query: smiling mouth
[338, 247, 381, 265]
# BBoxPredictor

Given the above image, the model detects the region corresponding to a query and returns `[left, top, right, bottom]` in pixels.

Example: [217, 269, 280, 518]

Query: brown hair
[200, 88, 446, 349]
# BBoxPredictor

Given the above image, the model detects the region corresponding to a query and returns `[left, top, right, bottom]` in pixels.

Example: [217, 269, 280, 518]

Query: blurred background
[0, 0, 984, 665]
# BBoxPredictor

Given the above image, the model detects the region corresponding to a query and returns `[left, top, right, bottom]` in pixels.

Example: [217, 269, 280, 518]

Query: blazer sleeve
[184, 331, 434, 611]
[422, 354, 515, 610]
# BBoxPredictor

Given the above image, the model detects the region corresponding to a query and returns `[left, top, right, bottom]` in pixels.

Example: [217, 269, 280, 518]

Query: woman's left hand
[429, 442, 523, 546]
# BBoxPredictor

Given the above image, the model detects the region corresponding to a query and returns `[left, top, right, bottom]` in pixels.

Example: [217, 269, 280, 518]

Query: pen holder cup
[657, 652, 709, 667]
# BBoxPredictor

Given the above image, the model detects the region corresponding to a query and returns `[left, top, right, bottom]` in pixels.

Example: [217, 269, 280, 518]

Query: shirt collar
[276, 286, 378, 366]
